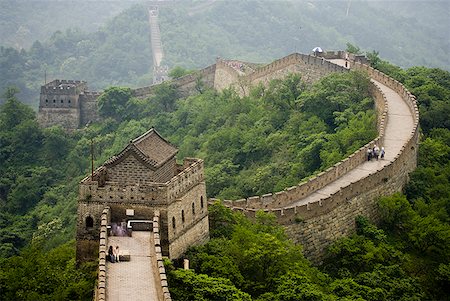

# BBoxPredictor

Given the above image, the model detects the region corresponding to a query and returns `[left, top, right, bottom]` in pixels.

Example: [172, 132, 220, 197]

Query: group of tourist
[226, 61, 245, 72]
[110, 222, 129, 237]
[107, 245, 120, 263]
[367, 145, 385, 161]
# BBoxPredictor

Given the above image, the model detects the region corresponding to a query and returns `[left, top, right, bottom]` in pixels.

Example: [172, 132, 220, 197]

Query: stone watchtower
[76, 128, 209, 262]
[38, 79, 101, 130]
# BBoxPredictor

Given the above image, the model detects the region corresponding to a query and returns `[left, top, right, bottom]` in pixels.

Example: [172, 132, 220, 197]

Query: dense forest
[1, 2, 449, 300]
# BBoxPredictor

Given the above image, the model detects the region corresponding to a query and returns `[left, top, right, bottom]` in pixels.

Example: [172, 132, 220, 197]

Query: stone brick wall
[222, 78, 388, 211]
[77, 158, 208, 260]
[165, 159, 209, 258]
[38, 80, 87, 129]
[38, 107, 80, 130]
[166, 159, 204, 203]
[247, 53, 347, 85]
[167, 183, 207, 239]
[132, 64, 216, 99]
[168, 214, 209, 259]
[175, 64, 216, 97]
[212, 53, 349, 97]
[213, 60, 242, 92]
[76, 201, 109, 262]
[107, 154, 157, 186]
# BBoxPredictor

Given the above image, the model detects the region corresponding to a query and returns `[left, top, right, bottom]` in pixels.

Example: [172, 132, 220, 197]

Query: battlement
[132, 64, 216, 99]
[41, 79, 87, 95]
[79, 158, 203, 206]
[318, 50, 369, 65]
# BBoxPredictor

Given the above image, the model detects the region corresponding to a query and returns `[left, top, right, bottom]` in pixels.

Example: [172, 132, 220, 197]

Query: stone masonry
[76, 128, 209, 262]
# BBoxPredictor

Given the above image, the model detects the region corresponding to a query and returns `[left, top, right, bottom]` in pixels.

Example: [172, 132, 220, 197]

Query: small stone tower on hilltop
[38, 79, 101, 130]
[76, 128, 209, 262]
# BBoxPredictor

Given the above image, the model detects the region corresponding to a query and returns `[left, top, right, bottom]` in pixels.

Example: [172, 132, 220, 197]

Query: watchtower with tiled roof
[76, 128, 209, 262]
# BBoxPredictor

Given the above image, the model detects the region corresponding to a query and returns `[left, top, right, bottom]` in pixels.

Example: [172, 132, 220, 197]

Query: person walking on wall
[367, 147, 373, 161]
[114, 246, 120, 263]
[380, 146, 385, 159]
[108, 246, 115, 263]
[374, 145, 380, 160]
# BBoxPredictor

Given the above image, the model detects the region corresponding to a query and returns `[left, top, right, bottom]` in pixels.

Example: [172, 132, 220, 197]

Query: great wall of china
[34, 4, 419, 300]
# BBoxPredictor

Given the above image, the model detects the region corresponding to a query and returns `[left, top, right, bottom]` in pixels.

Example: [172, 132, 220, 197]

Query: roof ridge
[104, 144, 159, 168]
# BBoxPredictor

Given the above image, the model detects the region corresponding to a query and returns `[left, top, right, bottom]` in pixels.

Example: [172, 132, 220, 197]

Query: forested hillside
[168, 62, 450, 301]
[0, 1, 135, 49]
[0, 4, 153, 107]
[1, 1, 448, 107]
[160, 0, 448, 69]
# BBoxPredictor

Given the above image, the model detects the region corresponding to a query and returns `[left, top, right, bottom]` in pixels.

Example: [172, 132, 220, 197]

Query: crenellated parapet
[38, 79, 102, 129]
[94, 206, 110, 301]
[166, 158, 204, 203]
[132, 64, 217, 99]
[222, 77, 388, 211]
[246, 53, 347, 84]
[79, 158, 204, 207]
[153, 211, 173, 301]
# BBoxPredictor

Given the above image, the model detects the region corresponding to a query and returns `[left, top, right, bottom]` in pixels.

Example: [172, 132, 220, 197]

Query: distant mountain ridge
[0, 0, 448, 107]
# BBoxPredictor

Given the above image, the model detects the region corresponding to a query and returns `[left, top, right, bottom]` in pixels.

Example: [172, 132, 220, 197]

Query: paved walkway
[106, 232, 162, 301]
[292, 60, 414, 206]
[149, 8, 163, 67]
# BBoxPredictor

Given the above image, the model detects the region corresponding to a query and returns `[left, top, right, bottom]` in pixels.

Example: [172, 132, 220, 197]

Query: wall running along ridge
[212, 57, 419, 263]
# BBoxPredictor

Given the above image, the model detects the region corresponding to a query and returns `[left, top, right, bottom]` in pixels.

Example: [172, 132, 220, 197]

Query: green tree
[0, 242, 96, 300]
[257, 273, 333, 301]
[0, 87, 34, 131]
[345, 42, 361, 54]
[167, 268, 251, 301]
[149, 82, 179, 113]
[169, 66, 191, 79]
[97, 86, 133, 121]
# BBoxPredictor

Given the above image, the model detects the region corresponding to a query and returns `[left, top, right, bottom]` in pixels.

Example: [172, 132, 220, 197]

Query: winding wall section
[216, 55, 419, 262]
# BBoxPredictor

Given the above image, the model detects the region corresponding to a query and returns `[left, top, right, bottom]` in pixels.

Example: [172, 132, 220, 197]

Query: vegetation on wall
[96, 71, 375, 200]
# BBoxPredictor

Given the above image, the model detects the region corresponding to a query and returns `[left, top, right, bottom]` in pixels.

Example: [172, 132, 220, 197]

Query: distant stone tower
[38, 79, 101, 130]
[76, 128, 209, 262]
